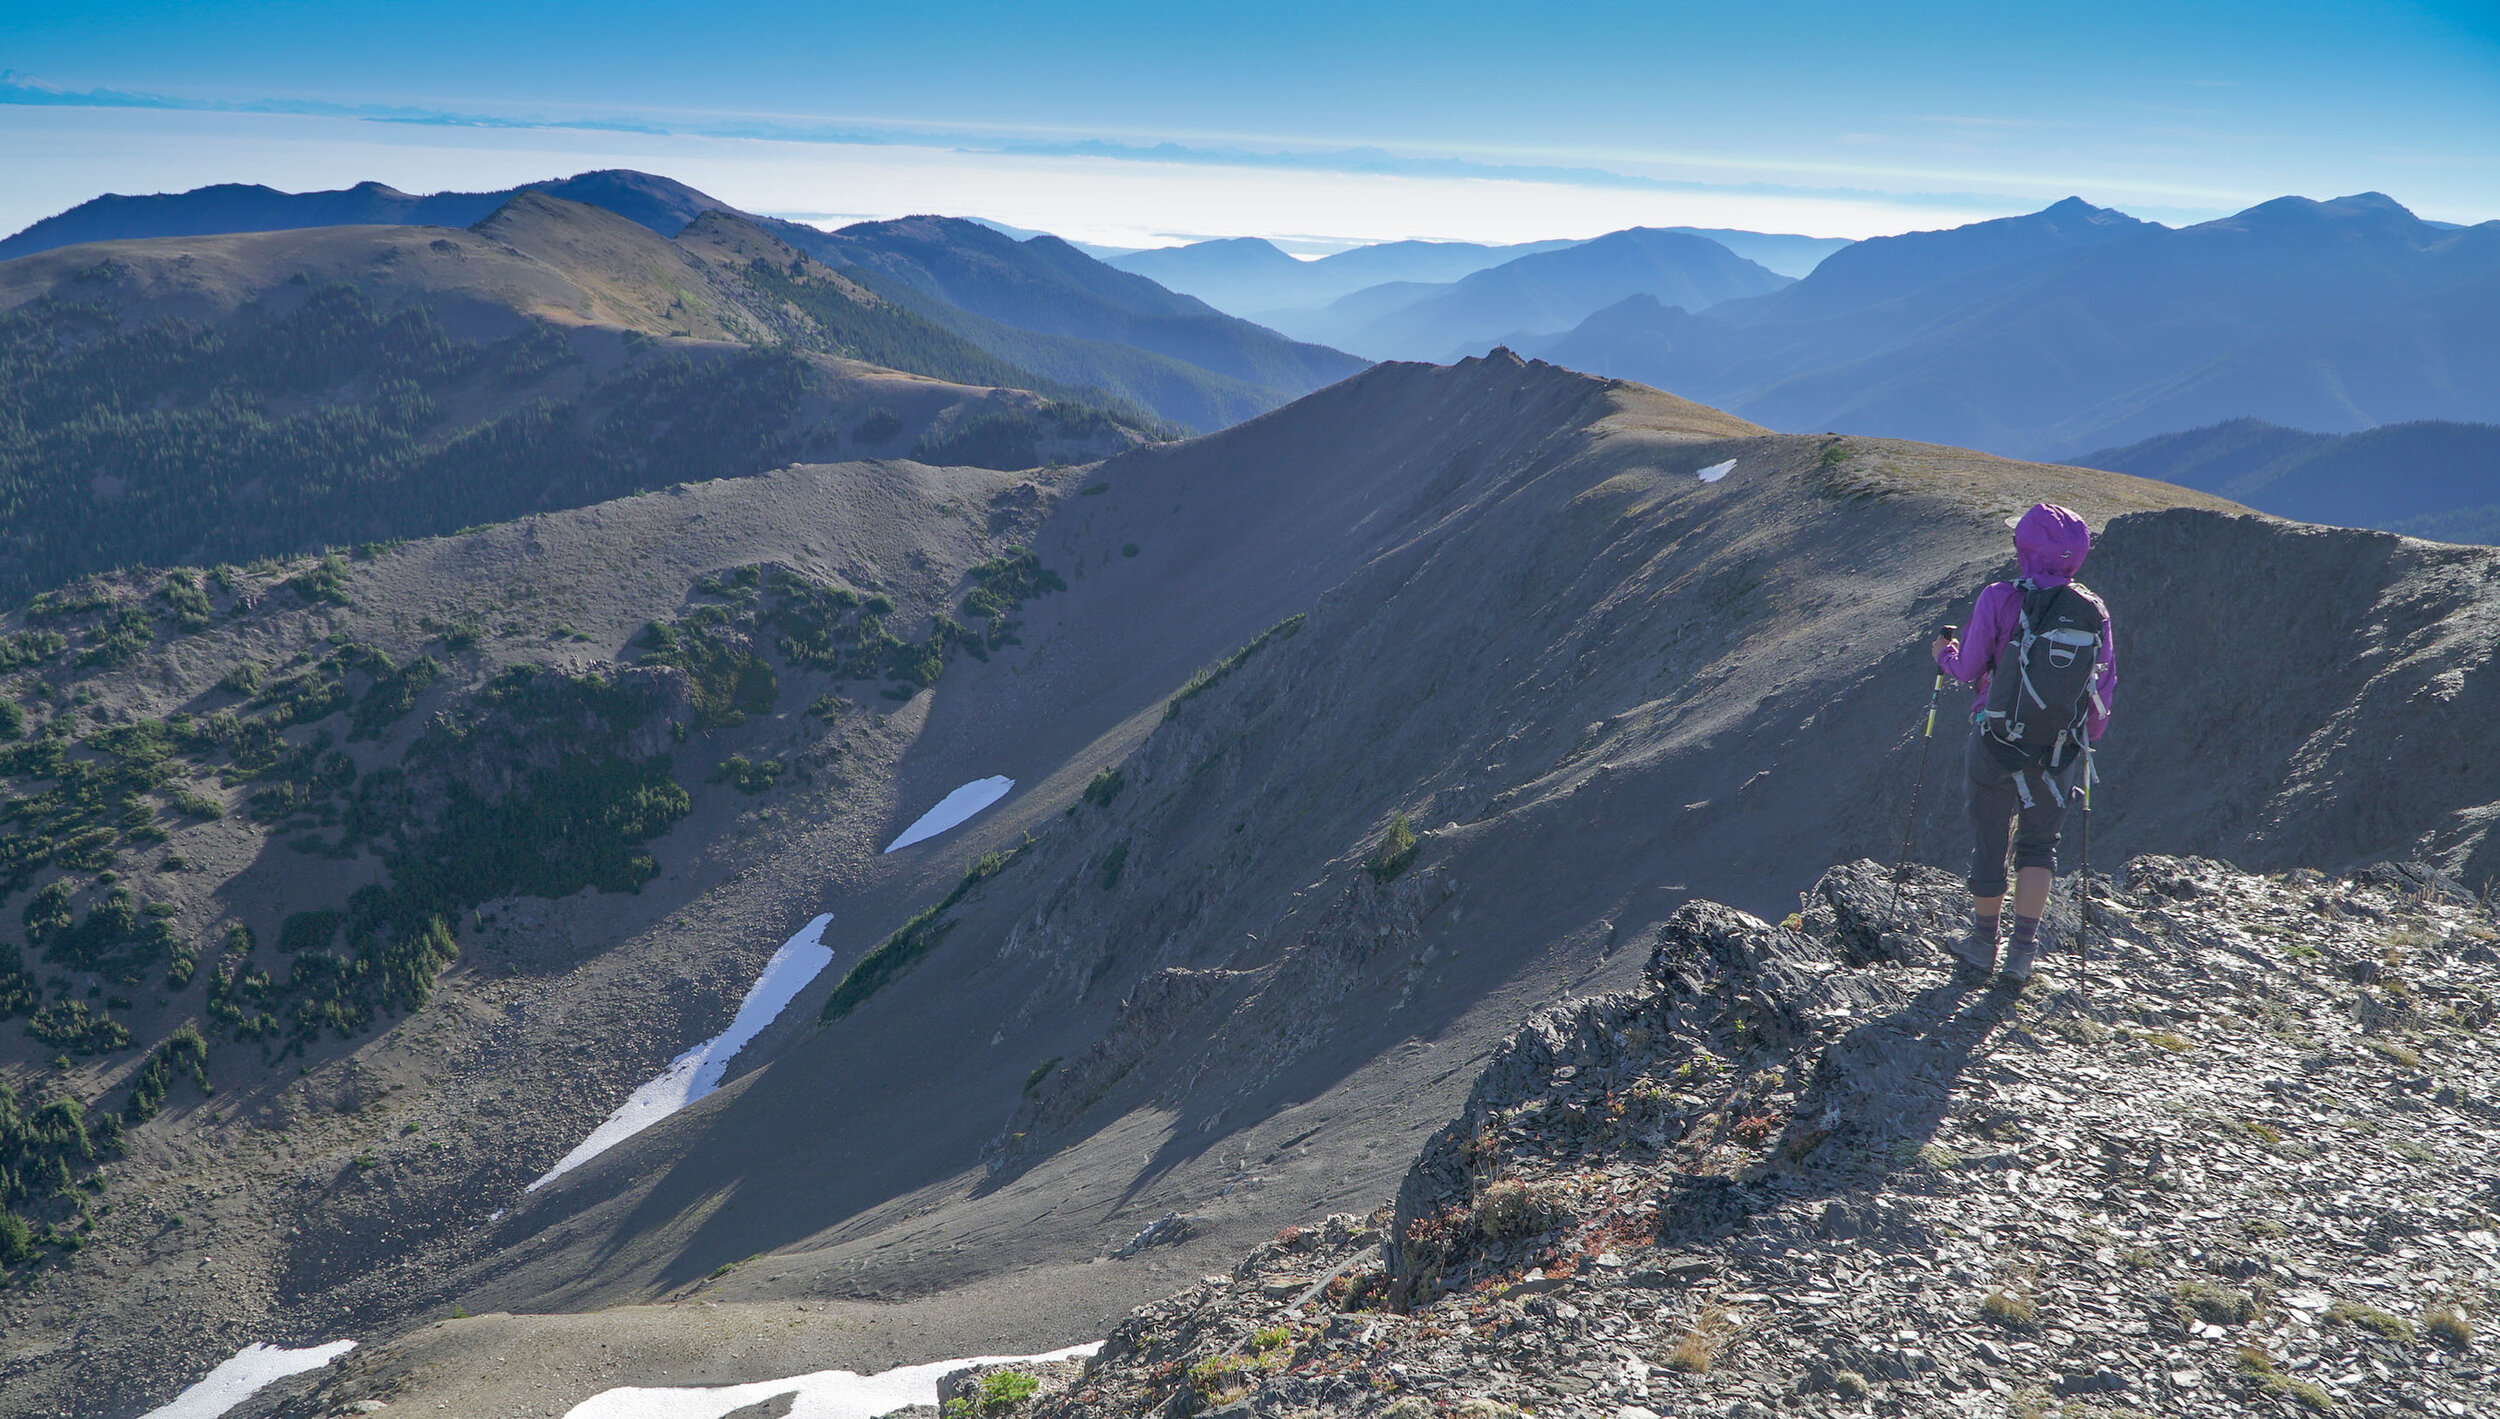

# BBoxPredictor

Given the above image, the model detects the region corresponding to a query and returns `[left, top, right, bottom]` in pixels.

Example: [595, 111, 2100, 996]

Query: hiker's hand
[1932, 634, 1957, 660]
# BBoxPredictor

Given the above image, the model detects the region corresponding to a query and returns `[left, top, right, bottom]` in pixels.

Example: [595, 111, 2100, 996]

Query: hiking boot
[1949, 928, 1998, 974]
[1998, 941, 2038, 986]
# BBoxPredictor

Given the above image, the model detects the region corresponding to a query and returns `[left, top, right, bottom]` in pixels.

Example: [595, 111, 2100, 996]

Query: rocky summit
[953, 856, 2500, 1419]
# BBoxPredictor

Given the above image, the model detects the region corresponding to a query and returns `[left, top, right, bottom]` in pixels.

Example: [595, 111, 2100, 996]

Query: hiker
[1930, 502, 2116, 983]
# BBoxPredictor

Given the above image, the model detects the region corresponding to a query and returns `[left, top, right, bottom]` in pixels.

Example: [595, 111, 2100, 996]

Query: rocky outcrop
[1035, 857, 2500, 1418]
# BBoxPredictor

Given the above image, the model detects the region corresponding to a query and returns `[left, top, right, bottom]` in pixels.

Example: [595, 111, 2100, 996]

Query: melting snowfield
[140, 1340, 357, 1419]
[883, 775, 1014, 852]
[528, 914, 837, 1191]
[562, 1343, 1101, 1419]
[1696, 458, 1737, 483]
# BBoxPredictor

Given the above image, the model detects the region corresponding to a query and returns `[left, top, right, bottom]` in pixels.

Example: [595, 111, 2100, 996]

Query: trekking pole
[2076, 744, 2096, 1005]
[1887, 625, 1956, 926]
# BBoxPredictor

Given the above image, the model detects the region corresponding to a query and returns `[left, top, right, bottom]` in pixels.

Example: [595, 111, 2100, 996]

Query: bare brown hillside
[0, 194, 1149, 600]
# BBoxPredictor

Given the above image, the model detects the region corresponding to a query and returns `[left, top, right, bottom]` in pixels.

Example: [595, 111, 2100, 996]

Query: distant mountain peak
[2330, 191, 2414, 215]
[2223, 191, 2428, 234]
[470, 188, 649, 240]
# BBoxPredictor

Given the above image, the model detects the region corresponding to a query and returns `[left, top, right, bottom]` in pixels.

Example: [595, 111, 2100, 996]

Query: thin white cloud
[0, 105, 2037, 244]
[6, 76, 2488, 245]
[0, 76, 2283, 220]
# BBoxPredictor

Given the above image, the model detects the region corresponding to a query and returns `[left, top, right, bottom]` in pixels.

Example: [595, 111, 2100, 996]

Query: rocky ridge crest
[996, 857, 2497, 1418]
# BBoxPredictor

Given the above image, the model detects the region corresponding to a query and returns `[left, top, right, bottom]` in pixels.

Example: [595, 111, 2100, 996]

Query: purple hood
[2015, 503, 2090, 584]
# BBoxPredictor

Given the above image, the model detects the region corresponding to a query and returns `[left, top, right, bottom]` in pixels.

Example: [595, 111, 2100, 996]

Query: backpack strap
[2011, 581, 2071, 721]
[2071, 581, 2111, 722]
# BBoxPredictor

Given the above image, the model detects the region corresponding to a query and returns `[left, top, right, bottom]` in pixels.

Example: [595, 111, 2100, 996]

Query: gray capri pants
[1964, 727, 2085, 897]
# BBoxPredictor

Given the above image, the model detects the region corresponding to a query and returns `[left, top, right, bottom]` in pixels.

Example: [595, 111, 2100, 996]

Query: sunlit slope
[0, 195, 1148, 600]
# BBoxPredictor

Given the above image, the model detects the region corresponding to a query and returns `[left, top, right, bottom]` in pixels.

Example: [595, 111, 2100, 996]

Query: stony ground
[985, 856, 2497, 1419]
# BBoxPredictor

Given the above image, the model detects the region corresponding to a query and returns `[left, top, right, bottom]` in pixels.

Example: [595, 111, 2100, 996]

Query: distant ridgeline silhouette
[0, 170, 1368, 436]
[1517, 193, 2500, 463]
[2081, 417, 2500, 546]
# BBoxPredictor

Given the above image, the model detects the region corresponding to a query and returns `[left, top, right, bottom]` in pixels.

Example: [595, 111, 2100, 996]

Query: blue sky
[2, 0, 2493, 247]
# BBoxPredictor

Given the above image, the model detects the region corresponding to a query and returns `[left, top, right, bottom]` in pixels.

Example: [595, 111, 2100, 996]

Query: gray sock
[2009, 914, 2041, 950]
[1973, 911, 2001, 942]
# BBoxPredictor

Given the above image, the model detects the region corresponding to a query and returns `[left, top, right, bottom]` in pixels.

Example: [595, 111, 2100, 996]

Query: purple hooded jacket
[1935, 503, 2117, 742]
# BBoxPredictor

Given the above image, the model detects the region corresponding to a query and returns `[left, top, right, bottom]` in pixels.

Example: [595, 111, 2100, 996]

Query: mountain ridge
[0, 171, 1370, 432]
[1113, 236, 1583, 319]
[0, 169, 738, 261]
[1294, 229, 1793, 361]
[0, 191, 1153, 598]
[1522, 193, 2500, 458]
[798, 215, 1368, 405]
[1121, 230, 1848, 331]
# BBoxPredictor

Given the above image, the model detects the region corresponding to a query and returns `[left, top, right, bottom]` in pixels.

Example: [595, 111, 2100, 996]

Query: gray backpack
[1980, 578, 2105, 756]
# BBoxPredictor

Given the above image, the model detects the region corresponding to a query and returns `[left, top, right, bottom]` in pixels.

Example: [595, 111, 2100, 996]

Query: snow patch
[563, 1342, 1101, 1419]
[141, 1340, 357, 1419]
[1696, 459, 1737, 483]
[884, 776, 1014, 852]
[528, 914, 837, 1191]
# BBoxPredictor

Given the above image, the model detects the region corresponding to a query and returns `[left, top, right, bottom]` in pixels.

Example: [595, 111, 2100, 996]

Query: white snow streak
[1696, 459, 1737, 483]
[562, 1342, 1101, 1419]
[883, 776, 1014, 852]
[528, 914, 837, 1191]
[140, 1340, 357, 1419]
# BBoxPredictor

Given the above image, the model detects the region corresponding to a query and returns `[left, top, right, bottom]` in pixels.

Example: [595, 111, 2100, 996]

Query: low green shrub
[1979, 1289, 2040, 1331]
[1366, 812, 1419, 882]
[1165, 614, 1304, 721]
[278, 910, 344, 955]
[1022, 1058, 1060, 1096]
[1081, 767, 1125, 809]
[123, 1024, 210, 1123]
[709, 755, 784, 794]
[977, 1370, 1040, 1410]
[2325, 1299, 2414, 1342]
[2175, 1279, 2259, 1326]
[26, 1000, 130, 1054]
[0, 1077, 121, 1265]
[2236, 1345, 2334, 1412]
[821, 844, 1026, 1023]
[2424, 1304, 2473, 1350]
